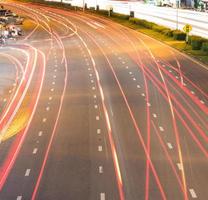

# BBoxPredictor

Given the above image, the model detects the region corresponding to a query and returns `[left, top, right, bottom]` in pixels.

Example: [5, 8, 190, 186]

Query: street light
[83, 0, 85, 12]
[176, 0, 179, 30]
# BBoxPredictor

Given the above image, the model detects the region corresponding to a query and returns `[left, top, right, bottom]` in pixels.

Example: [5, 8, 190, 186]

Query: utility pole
[176, 0, 179, 30]
[83, 0, 85, 12]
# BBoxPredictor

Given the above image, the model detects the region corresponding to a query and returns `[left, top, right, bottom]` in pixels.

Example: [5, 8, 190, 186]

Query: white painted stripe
[50, 88, 54, 92]
[118, 57, 122, 60]
[99, 166, 103, 173]
[46, 106, 50, 111]
[189, 188, 197, 198]
[49, 96, 52, 101]
[91, 80, 94, 83]
[200, 100, 205, 104]
[141, 93, 145, 97]
[122, 61, 125, 64]
[92, 87, 96, 90]
[169, 70, 172, 73]
[97, 129, 101, 134]
[129, 72, 132, 75]
[17, 196, 22, 200]
[93, 95, 97, 99]
[100, 193, 105, 200]
[94, 105, 98, 109]
[133, 78, 136, 81]
[153, 113, 157, 118]
[159, 126, 164, 132]
[25, 169, 31, 176]
[147, 102, 151, 107]
[89, 74, 92, 77]
[93, 22, 105, 29]
[53, 75, 56, 78]
[191, 91, 195, 94]
[167, 143, 173, 149]
[38, 131, 43, 136]
[52, 81, 55, 85]
[176, 76, 179, 79]
[177, 163, 182, 170]
[126, 66, 129, 69]
[137, 85, 141, 88]
[3, 98, 7, 102]
[33, 148, 38, 154]
[98, 146, 103, 152]
[86, 22, 98, 29]
[42, 118, 47, 123]
[96, 116, 100, 121]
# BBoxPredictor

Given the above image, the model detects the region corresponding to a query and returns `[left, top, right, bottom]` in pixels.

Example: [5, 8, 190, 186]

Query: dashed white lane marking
[176, 76, 179, 79]
[46, 106, 50, 111]
[33, 148, 38, 154]
[25, 169, 31, 177]
[133, 78, 136, 81]
[93, 95, 97, 99]
[94, 105, 98, 109]
[89, 73, 92, 77]
[183, 83, 187, 86]
[54, 69, 57, 72]
[97, 129, 101, 134]
[137, 85, 141, 89]
[98, 145, 103, 152]
[153, 113, 157, 118]
[42, 118, 47, 123]
[129, 72, 132, 75]
[96, 116, 100, 121]
[177, 163, 182, 170]
[122, 61, 125, 64]
[200, 100, 205, 104]
[16, 196, 22, 200]
[91, 80, 94, 83]
[52, 81, 55, 85]
[167, 143, 173, 149]
[126, 66, 129, 69]
[92, 87, 96, 90]
[9, 90, 12, 94]
[53, 75, 56, 78]
[118, 57, 122, 60]
[88, 68, 91, 71]
[141, 93, 145, 97]
[169, 70, 172, 73]
[162, 64, 166, 67]
[147, 102, 151, 107]
[159, 126, 164, 132]
[191, 91, 195, 95]
[99, 166, 103, 174]
[3, 98, 7, 102]
[100, 193, 105, 200]
[50, 88, 54, 92]
[49, 96, 53, 101]
[189, 189, 197, 198]
[38, 131, 43, 136]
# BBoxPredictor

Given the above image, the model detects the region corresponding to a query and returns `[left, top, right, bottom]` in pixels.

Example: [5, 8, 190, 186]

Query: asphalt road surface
[0, 2, 207, 200]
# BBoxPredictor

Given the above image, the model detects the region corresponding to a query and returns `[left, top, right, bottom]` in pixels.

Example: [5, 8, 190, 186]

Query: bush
[172, 30, 186, 40]
[202, 42, 208, 52]
[162, 28, 173, 37]
[97, 9, 109, 16]
[111, 13, 129, 20]
[152, 25, 168, 33]
[191, 36, 205, 50]
[129, 17, 155, 29]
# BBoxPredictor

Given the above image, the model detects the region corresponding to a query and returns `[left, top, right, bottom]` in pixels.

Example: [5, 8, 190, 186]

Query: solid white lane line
[42, 118, 47, 123]
[38, 131, 43, 136]
[99, 166, 103, 174]
[33, 148, 38, 154]
[167, 143, 173, 149]
[189, 189, 197, 198]
[177, 163, 182, 170]
[96, 116, 100, 121]
[98, 146, 103, 152]
[159, 126, 164, 132]
[153, 113, 157, 118]
[16, 196, 22, 200]
[25, 169, 31, 177]
[97, 129, 101, 134]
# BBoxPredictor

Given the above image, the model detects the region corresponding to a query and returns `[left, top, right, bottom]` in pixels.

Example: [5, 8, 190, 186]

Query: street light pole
[176, 0, 179, 30]
[83, 0, 85, 12]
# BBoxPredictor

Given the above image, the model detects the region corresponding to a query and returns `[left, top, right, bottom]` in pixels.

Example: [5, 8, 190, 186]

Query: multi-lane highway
[0, 2, 207, 200]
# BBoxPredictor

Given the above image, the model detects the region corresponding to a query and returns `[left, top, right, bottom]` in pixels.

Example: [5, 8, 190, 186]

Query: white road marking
[133, 78, 136, 81]
[169, 70, 172, 73]
[153, 113, 157, 118]
[189, 189, 197, 198]
[9, 90, 12, 94]
[86, 22, 98, 29]
[38, 131, 43, 136]
[54, 69, 57, 72]
[118, 57, 122, 60]
[91, 80, 94, 83]
[96, 116, 100, 121]
[89, 73, 92, 77]
[3, 98, 7, 102]
[99, 166, 103, 174]
[162, 64, 166, 67]
[100, 193, 105, 200]
[200, 100, 205, 104]
[88, 68, 91, 71]
[191, 91, 195, 95]
[53, 75, 56, 78]
[93, 95, 97, 99]
[167, 143, 173, 149]
[97, 129, 101, 134]
[147, 102, 151, 107]
[33, 148, 38, 154]
[46, 106, 50, 111]
[176, 76, 179, 79]
[16, 196, 22, 200]
[50, 88, 54, 92]
[49, 96, 53, 101]
[141, 93, 145, 97]
[25, 169, 31, 176]
[159, 126, 164, 132]
[98, 146, 103, 152]
[92, 87, 96, 90]
[129, 72, 132, 75]
[94, 105, 98, 109]
[126, 66, 129, 69]
[137, 85, 141, 88]
[177, 163, 182, 170]
[52, 81, 55, 85]
[122, 61, 125, 64]
[42, 118, 47, 123]
[183, 83, 187, 86]
[93, 22, 105, 29]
